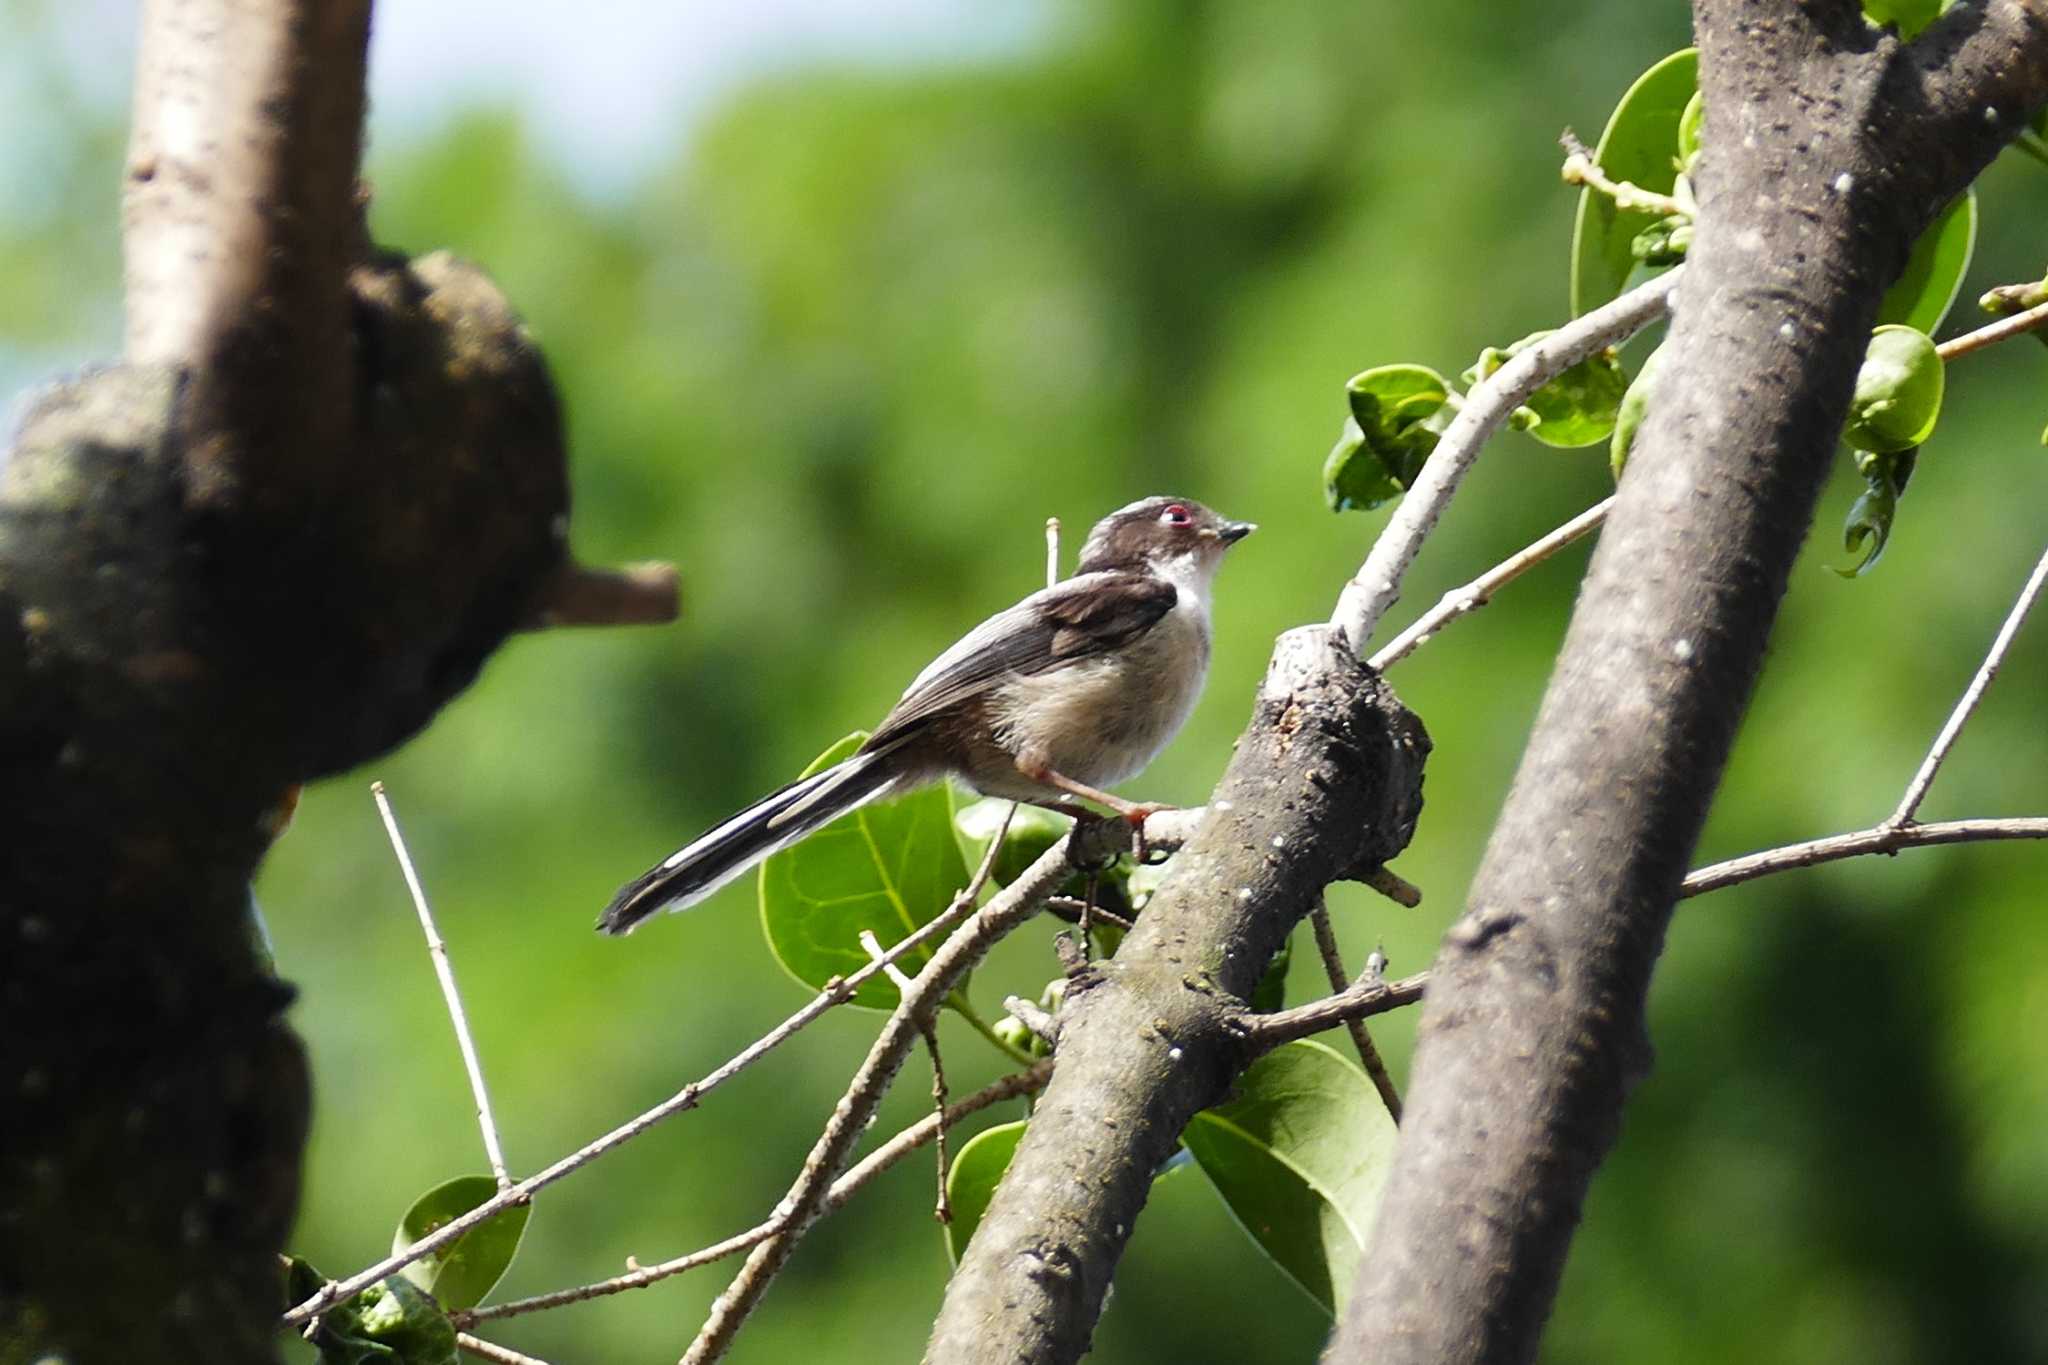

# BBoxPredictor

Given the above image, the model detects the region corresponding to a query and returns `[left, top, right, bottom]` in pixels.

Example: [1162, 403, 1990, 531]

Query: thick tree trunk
[1328, 4, 2048, 1361]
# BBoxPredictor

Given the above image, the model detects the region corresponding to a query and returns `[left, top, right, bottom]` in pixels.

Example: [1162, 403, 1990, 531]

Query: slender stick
[1307, 899, 1403, 1121]
[282, 845, 1009, 1326]
[1371, 497, 1614, 671]
[456, 1333, 552, 1365]
[1330, 268, 1681, 658]
[1888, 544, 2048, 827]
[679, 823, 1120, 1364]
[1935, 297, 2048, 361]
[1256, 817, 2048, 1049]
[373, 782, 511, 1191]
[457, 1062, 1053, 1326]
[1045, 517, 1062, 589]
[1679, 816, 2048, 897]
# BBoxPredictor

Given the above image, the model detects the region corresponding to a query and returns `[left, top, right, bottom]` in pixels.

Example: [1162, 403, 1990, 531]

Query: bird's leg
[1014, 755, 1174, 860]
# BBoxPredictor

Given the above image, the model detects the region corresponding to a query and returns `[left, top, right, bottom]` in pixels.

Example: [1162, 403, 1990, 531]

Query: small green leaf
[1464, 334, 1629, 449]
[287, 1257, 458, 1365]
[391, 1175, 530, 1313]
[761, 733, 971, 1009]
[1838, 448, 1918, 577]
[1570, 49, 1698, 316]
[1877, 192, 1977, 336]
[955, 798, 1071, 888]
[1251, 934, 1292, 1014]
[1183, 1040, 1398, 1316]
[1861, 0, 1941, 40]
[1676, 91, 1704, 169]
[1323, 365, 1456, 512]
[1845, 325, 1944, 454]
[1609, 344, 1667, 478]
[944, 1119, 1029, 1264]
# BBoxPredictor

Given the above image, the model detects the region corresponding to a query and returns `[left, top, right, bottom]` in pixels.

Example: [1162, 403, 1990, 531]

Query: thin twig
[1255, 816, 2048, 1051]
[921, 1023, 953, 1223]
[1043, 896, 1136, 933]
[1370, 497, 1614, 671]
[373, 781, 511, 1191]
[679, 823, 1126, 1365]
[1245, 970, 1430, 1052]
[1935, 296, 2048, 361]
[1330, 268, 1681, 658]
[1045, 517, 1062, 589]
[520, 560, 681, 630]
[456, 1062, 1053, 1326]
[1887, 544, 2048, 826]
[1360, 865, 1424, 908]
[1679, 817, 2048, 897]
[456, 1332, 553, 1365]
[1559, 129, 1690, 217]
[1307, 899, 1402, 1121]
[1002, 996, 1062, 1047]
[282, 838, 1018, 1326]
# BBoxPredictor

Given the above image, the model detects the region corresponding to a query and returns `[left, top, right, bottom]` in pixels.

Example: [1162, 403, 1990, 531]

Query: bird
[598, 495, 1255, 935]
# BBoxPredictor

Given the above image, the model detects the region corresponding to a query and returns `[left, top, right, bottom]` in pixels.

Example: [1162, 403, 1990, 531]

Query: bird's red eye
[1161, 504, 1192, 526]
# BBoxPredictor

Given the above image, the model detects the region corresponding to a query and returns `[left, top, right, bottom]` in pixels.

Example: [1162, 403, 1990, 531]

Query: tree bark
[925, 628, 1429, 1363]
[0, 3, 651, 1359]
[1329, 4, 2048, 1362]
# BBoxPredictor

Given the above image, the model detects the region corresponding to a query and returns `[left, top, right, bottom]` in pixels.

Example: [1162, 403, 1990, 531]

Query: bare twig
[456, 1332, 552, 1365]
[1245, 970, 1431, 1052]
[1330, 268, 1681, 658]
[1256, 817, 2048, 1052]
[1936, 296, 2048, 361]
[921, 1023, 953, 1223]
[1045, 517, 1062, 588]
[679, 823, 1127, 1365]
[1887, 544, 2048, 827]
[457, 1062, 1053, 1326]
[1002, 996, 1062, 1047]
[282, 845, 1013, 1326]
[520, 560, 681, 630]
[1370, 497, 1614, 671]
[1044, 896, 1135, 933]
[1307, 900, 1402, 1121]
[373, 782, 511, 1190]
[1360, 865, 1424, 907]
[1679, 817, 2048, 897]
[858, 929, 918, 995]
[1559, 129, 1690, 217]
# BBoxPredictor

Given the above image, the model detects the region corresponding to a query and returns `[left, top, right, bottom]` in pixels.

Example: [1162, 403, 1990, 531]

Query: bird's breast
[989, 602, 1210, 788]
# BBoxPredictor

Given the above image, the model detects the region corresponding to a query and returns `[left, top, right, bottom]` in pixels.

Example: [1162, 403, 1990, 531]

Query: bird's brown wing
[862, 570, 1177, 751]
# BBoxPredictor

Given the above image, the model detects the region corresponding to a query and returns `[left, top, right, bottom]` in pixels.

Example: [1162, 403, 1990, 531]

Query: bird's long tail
[598, 751, 898, 935]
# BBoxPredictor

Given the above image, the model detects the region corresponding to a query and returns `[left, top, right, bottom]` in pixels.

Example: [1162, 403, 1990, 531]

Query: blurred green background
[8, 1, 2048, 1360]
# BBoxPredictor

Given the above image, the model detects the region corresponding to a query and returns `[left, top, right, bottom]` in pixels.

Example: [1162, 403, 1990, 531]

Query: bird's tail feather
[598, 752, 897, 935]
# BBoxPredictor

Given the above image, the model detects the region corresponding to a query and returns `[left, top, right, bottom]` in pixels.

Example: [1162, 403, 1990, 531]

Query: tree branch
[1328, 8, 2048, 1359]
[1329, 269, 1678, 658]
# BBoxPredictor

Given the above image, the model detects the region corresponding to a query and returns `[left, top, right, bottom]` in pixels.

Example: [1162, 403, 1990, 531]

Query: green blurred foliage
[9, 1, 2048, 1361]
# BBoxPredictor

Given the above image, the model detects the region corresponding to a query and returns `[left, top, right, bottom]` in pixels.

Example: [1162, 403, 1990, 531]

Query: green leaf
[1876, 192, 1976, 336]
[1609, 343, 1667, 478]
[1250, 933, 1292, 1013]
[943, 1119, 1029, 1264]
[1838, 447, 1918, 577]
[1676, 91, 1704, 170]
[390, 1175, 530, 1313]
[1861, 0, 1941, 40]
[761, 732, 971, 1008]
[1570, 49, 1697, 316]
[955, 797, 1072, 888]
[1323, 365, 1456, 512]
[1845, 325, 1944, 454]
[1183, 1040, 1398, 1317]
[286, 1258, 458, 1365]
[1463, 334, 1629, 449]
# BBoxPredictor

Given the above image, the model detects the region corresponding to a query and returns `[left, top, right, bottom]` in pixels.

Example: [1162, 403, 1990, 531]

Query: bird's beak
[1219, 520, 1256, 545]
